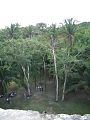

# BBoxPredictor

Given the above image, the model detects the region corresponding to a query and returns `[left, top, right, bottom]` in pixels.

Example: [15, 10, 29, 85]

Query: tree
[36, 23, 47, 35]
[0, 38, 50, 95]
[22, 25, 34, 39]
[0, 29, 8, 42]
[60, 18, 77, 101]
[61, 18, 76, 48]
[6, 23, 21, 39]
[49, 24, 59, 101]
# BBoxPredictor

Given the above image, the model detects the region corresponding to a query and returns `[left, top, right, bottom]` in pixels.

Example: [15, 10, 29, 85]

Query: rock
[0, 108, 90, 120]
[54, 114, 72, 120]
[82, 114, 90, 120]
[71, 114, 81, 120]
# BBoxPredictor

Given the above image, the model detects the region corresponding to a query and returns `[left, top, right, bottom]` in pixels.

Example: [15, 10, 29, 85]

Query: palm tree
[62, 18, 76, 47]
[27, 25, 34, 39]
[6, 23, 20, 39]
[61, 18, 76, 101]
[36, 23, 47, 35]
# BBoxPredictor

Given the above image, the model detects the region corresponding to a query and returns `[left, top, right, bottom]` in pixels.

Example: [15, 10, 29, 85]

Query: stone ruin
[0, 108, 90, 120]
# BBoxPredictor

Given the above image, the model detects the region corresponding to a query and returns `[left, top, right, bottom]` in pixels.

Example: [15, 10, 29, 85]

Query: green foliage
[6, 23, 21, 39]
[0, 19, 90, 102]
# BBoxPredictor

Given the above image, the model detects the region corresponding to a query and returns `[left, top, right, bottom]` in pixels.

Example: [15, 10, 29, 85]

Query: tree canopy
[0, 19, 90, 101]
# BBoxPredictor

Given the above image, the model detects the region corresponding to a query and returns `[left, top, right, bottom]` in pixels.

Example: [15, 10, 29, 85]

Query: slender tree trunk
[27, 65, 31, 95]
[51, 34, 59, 101]
[27, 66, 29, 80]
[52, 47, 58, 101]
[62, 64, 67, 101]
[22, 66, 31, 96]
[43, 57, 46, 90]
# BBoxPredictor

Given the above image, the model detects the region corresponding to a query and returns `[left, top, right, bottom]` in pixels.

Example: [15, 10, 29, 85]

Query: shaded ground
[0, 80, 90, 114]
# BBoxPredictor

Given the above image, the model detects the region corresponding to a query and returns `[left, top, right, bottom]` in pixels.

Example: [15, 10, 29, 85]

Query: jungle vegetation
[0, 19, 90, 113]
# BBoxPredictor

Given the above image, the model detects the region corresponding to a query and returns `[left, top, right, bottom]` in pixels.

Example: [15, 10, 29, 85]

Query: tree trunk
[62, 64, 67, 101]
[22, 66, 31, 96]
[50, 34, 58, 101]
[52, 47, 58, 101]
[43, 57, 46, 90]
[27, 66, 31, 95]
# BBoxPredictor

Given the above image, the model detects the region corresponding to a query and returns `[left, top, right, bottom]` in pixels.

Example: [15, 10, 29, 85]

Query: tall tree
[61, 18, 76, 48]
[49, 24, 59, 101]
[36, 23, 47, 35]
[22, 25, 34, 39]
[60, 18, 76, 101]
[6, 23, 20, 39]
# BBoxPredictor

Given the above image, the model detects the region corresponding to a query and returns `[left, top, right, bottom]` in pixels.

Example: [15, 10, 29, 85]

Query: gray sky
[0, 0, 90, 28]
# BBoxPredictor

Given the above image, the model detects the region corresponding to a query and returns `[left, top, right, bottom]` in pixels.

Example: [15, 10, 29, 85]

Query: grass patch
[0, 90, 90, 114]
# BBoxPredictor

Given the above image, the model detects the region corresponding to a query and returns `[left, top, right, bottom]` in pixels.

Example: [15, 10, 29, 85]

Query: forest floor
[0, 80, 90, 114]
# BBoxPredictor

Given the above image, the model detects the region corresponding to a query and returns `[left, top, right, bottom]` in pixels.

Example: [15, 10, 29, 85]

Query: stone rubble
[0, 108, 90, 120]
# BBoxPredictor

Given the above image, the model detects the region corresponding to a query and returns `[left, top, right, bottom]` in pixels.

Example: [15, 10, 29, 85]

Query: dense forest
[0, 18, 90, 113]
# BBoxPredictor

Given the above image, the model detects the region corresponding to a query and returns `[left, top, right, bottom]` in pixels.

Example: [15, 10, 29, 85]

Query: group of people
[36, 85, 43, 92]
[6, 91, 17, 103]
[36, 83, 44, 92]
[0, 91, 17, 104]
